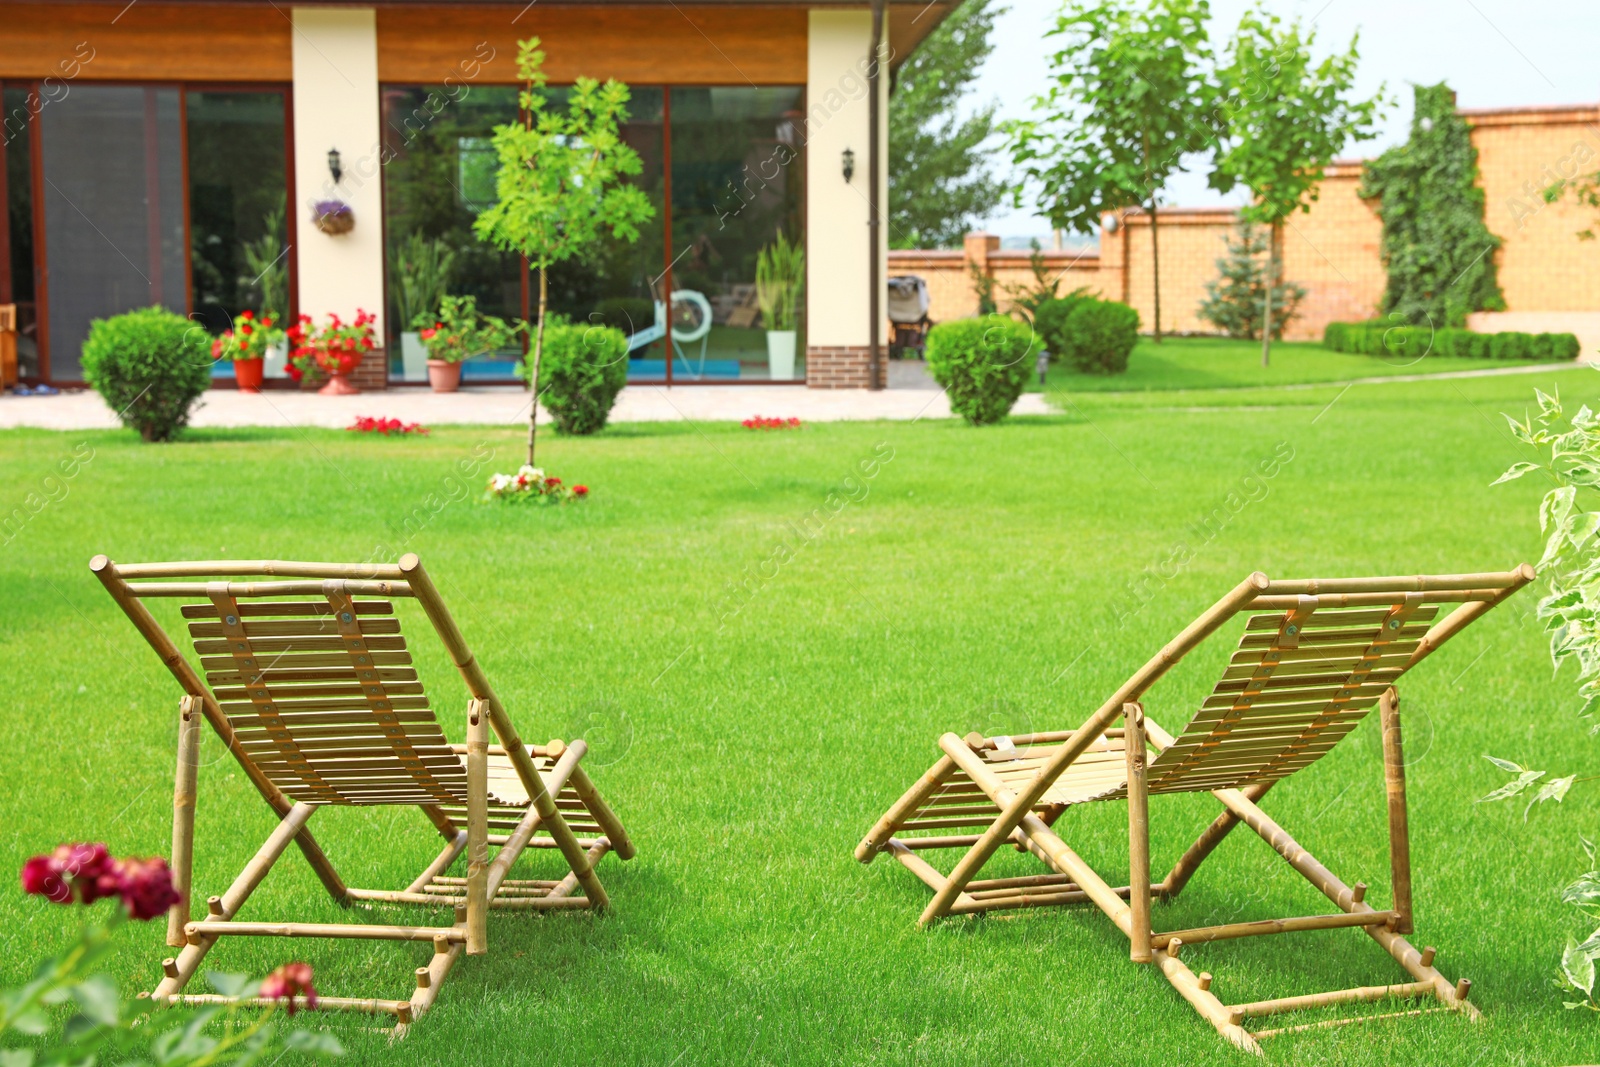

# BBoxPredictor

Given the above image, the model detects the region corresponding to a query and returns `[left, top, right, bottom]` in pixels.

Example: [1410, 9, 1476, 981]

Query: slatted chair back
[181, 585, 467, 807]
[999, 574, 1524, 807]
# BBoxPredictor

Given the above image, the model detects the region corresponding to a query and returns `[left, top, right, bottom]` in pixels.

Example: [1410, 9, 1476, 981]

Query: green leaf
[205, 971, 254, 998]
[1483, 755, 1524, 773]
[285, 1029, 347, 1057]
[8, 1006, 49, 1036]
[1478, 768, 1545, 803]
[1577, 924, 1600, 956]
[1562, 871, 1600, 907]
[1492, 461, 1541, 485]
[0, 1050, 36, 1067]
[1564, 937, 1596, 995]
[69, 973, 119, 1027]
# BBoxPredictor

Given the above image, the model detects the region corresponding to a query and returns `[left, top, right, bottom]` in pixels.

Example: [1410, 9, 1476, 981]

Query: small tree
[1360, 83, 1504, 329]
[474, 38, 654, 465]
[1007, 0, 1217, 343]
[1210, 6, 1386, 365]
[1198, 218, 1306, 339]
[889, 0, 1007, 248]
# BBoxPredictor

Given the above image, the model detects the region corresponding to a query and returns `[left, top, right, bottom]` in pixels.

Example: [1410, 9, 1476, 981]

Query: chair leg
[1161, 780, 1275, 899]
[167, 695, 202, 949]
[152, 802, 319, 1001]
[465, 701, 490, 956]
[1125, 703, 1152, 963]
[1380, 687, 1415, 934]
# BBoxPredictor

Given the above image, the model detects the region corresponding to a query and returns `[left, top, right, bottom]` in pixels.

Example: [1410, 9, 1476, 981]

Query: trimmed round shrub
[525, 317, 630, 435]
[1060, 299, 1139, 374]
[925, 315, 1039, 425]
[1033, 292, 1094, 362]
[80, 306, 211, 442]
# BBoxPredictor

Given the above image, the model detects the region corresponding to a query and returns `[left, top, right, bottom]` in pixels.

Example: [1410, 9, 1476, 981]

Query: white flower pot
[264, 339, 288, 379]
[766, 329, 797, 380]
[400, 331, 428, 382]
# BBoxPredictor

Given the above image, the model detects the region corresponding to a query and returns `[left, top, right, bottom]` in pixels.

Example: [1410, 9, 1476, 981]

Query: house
[0, 0, 953, 390]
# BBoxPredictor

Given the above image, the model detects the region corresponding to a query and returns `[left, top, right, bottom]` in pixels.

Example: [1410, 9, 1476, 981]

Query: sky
[967, 0, 1599, 242]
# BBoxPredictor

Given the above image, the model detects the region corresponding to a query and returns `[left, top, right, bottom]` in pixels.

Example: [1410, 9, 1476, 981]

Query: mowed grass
[2, 367, 1599, 1066]
[1034, 334, 1542, 394]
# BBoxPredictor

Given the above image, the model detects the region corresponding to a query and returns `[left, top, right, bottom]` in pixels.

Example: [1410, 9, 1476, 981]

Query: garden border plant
[925, 314, 1039, 425]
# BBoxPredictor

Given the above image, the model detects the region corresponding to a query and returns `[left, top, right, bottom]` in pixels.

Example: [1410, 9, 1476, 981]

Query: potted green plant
[286, 310, 377, 395]
[418, 294, 519, 393]
[756, 230, 804, 380]
[393, 233, 455, 382]
[210, 310, 285, 393]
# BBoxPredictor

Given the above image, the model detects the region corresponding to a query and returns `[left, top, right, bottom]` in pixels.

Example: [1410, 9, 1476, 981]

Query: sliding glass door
[38, 85, 186, 381]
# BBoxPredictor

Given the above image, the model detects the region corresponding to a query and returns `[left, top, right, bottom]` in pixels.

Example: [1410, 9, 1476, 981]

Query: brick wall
[891, 103, 1600, 350]
[806, 345, 879, 388]
[351, 348, 388, 391]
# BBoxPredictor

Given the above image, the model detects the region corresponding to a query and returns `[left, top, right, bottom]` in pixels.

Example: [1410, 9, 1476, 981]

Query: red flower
[240, 309, 254, 321]
[420, 328, 436, 341]
[260, 961, 318, 1015]
[573, 485, 588, 496]
[114, 857, 180, 920]
[21, 855, 70, 902]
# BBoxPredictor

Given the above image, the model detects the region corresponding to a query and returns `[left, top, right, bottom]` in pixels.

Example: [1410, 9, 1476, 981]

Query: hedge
[1322, 320, 1579, 362]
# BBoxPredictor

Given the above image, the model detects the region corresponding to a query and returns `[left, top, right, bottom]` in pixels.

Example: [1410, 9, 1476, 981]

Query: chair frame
[91, 553, 633, 1033]
[856, 567, 1533, 1053]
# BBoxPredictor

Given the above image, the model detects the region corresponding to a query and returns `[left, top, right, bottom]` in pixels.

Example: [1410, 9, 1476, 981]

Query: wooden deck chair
[90, 553, 634, 1034]
[856, 567, 1533, 1053]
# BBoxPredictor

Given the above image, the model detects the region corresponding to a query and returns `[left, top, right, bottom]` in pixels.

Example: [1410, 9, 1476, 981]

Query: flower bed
[484, 465, 588, 505]
[347, 416, 429, 436]
[742, 416, 802, 430]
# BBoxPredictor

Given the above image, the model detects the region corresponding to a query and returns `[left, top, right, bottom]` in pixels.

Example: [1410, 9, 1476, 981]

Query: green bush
[1032, 290, 1094, 363]
[80, 306, 211, 442]
[524, 317, 630, 435]
[1060, 299, 1140, 374]
[1548, 332, 1583, 361]
[925, 315, 1039, 425]
[1322, 322, 1349, 350]
[1463, 331, 1492, 359]
[1489, 331, 1531, 360]
[591, 297, 654, 336]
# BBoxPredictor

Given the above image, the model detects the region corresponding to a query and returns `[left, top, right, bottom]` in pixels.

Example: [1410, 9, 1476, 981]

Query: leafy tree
[1198, 218, 1306, 339]
[474, 38, 655, 465]
[1360, 83, 1504, 329]
[1007, 0, 1218, 343]
[889, 0, 1007, 249]
[1210, 6, 1386, 364]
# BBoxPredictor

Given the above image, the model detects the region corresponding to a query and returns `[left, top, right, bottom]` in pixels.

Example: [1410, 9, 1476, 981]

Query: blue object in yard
[460, 359, 524, 381]
[626, 358, 742, 380]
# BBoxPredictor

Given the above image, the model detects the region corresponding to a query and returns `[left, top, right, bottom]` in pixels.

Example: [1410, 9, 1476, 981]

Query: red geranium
[741, 415, 802, 430]
[288, 309, 378, 380]
[20, 843, 179, 921]
[260, 961, 318, 1015]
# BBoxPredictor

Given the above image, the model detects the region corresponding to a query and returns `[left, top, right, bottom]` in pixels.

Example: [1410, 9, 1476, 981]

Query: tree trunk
[526, 268, 548, 467]
[1149, 198, 1163, 344]
[1260, 221, 1279, 367]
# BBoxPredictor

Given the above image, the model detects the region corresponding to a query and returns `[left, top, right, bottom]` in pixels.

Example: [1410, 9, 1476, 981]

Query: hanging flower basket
[310, 198, 355, 236]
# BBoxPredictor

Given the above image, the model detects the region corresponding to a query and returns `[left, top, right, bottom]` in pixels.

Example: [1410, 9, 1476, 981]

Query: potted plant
[393, 233, 455, 382]
[310, 198, 355, 236]
[417, 294, 519, 393]
[756, 230, 804, 380]
[287, 310, 377, 395]
[210, 310, 285, 393]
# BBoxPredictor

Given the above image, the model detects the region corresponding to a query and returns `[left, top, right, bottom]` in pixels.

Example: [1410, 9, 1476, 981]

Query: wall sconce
[841, 147, 855, 184]
[327, 148, 343, 185]
[1103, 214, 1120, 234]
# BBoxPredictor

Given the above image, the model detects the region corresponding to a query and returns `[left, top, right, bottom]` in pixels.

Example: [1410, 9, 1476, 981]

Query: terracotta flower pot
[234, 358, 265, 393]
[318, 371, 360, 396]
[427, 359, 462, 393]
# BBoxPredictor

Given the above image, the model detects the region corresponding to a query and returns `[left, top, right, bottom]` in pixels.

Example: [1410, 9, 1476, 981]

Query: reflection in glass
[382, 85, 524, 381]
[186, 91, 288, 344]
[669, 87, 804, 381]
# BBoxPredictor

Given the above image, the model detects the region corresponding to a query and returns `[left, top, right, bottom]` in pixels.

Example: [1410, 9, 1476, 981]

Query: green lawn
[3, 371, 1599, 1065]
[1031, 334, 1557, 394]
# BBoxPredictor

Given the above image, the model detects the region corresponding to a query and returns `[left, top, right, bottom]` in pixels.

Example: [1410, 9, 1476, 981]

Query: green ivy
[1360, 82, 1505, 328]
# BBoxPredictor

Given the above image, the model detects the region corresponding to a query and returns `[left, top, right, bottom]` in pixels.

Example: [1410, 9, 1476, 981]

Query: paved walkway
[0, 362, 1058, 430]
[3, 360, 1580, 432]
